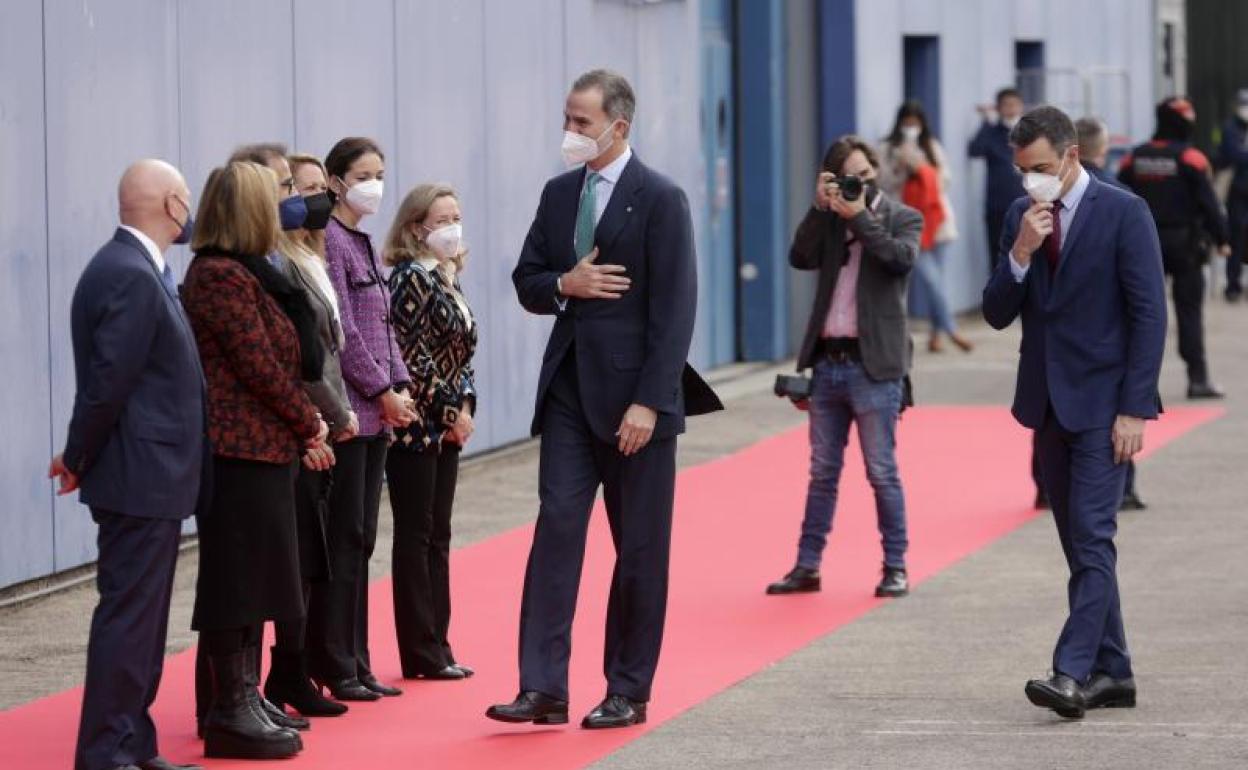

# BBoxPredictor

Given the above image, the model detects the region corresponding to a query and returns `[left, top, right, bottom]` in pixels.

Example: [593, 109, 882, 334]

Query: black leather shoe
[313, 676, 381, 702]
[581, 694, 647, 729]
[1120, 491, 1147, 511]
[1034, 490, 1051, 510]
[1084, 673, 1136, 709]
[875, 566, 909, 597]
[452, 663, 475, 678]
[138, 760, 203, 770]
[766, 567, 821, 595]
[485, 691, 569, 725]
[1187, 382, 1225, 400]
[359, 673, 403, 697]
[404, 664, 466, 681]
[1025, 674, 1086, 718]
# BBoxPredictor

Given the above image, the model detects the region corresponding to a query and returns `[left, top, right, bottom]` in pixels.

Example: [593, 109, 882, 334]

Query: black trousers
[1161, 245, 1210, 385]
[75, 511, 181, 770]
[305, 435, 389, 682]
[1227, 194, 1247, 294]
[387, 444, 461, 676]
[518, 357, 677, 703]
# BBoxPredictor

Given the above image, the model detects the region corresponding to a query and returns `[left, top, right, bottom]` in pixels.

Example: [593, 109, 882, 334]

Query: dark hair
[996, 87, 1023, 106]
[1153, 98, 1195, 142]
[886, 99, 939, 167]
[229, 142, 289, 167]
[1009, 105, 1077, 153]
[571, 69, 636, 124]
[822, 135, 879, 175]
[324, 137, 385, 203]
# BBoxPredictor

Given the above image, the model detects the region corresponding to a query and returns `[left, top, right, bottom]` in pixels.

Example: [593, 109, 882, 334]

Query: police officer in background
[1119, 98, 1232, 400]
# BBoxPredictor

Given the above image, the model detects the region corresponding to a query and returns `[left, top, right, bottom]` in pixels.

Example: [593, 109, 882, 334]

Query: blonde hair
[191, 161, 278, 257]
[383, 183, 459, 267]
[287, 153, 329, 257]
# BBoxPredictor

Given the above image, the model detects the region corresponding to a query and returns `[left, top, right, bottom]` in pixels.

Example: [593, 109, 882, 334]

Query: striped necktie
[574, 171, 602, 258]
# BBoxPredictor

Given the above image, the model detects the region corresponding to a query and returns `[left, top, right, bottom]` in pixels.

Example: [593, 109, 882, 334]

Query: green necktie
[574, 171, 602, 258]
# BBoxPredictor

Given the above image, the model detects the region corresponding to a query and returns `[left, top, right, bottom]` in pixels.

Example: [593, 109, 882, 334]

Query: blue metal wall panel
[0, 0, 55, 587]
[44, 0, 182, 572]
[818, 0, 857, 148]
[4, 0, 715, 587]
[478, 0, 566, 450]
[735, 0, 789, 361]
[292, 0, 399, 241]
[177, 0, 296, 260]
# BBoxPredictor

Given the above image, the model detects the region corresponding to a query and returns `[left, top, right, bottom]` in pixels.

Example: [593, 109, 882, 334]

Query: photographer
[766, 136, 922, 599]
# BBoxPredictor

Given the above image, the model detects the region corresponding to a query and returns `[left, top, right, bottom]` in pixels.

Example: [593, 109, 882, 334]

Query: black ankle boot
[203, 650, 302, 759]
[265, 647, 348, 717]
[242, 645, 309, 735]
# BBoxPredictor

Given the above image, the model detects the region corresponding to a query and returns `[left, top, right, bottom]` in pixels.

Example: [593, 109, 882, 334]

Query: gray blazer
[790, 193, 922, 380]
[283, 256, 353, 432]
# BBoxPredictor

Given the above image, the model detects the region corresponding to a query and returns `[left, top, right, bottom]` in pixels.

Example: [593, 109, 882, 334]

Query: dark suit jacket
[63, 228, 206, 520]
[513, 153, 722, 444]
[791, 194, 923, 379]
[983, 177, 1167, 432]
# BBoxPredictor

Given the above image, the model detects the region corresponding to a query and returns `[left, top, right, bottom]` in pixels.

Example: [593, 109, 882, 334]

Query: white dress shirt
[120, 224, 167, 273]
[1009, 166, 1090, 282]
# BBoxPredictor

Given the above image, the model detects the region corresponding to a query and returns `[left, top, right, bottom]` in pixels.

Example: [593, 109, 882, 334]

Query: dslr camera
[774, 373, 812, 403]
[826, 174, 865, 202]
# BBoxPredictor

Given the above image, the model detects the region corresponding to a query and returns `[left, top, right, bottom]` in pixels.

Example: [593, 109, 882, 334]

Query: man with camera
[767, 136, 922, 599]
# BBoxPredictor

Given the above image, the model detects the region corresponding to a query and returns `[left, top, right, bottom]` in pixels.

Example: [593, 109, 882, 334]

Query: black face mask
[301, 192, 333, 231]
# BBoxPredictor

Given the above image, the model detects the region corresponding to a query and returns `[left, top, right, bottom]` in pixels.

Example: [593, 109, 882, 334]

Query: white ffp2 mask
[561, 122, 616, 167]
[425, 223, 463, 262]
[343, 178, 384, 216]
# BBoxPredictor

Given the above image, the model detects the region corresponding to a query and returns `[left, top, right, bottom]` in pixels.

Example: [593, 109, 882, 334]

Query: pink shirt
[823, 236, 862, 338]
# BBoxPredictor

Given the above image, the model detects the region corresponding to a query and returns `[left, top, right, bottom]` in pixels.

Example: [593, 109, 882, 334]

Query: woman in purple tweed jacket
[304, 137, 416, 702]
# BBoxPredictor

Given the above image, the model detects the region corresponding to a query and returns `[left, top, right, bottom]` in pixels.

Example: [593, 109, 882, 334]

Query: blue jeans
[913, 243, 957, 334]
[797, 359, 908, 570]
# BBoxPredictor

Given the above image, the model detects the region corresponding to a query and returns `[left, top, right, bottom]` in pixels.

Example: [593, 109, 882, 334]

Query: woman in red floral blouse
[181, 161, 330, 760]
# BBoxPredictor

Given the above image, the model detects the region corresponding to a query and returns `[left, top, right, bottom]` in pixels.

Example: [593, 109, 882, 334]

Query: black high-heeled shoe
[359, 672, 403, 697]
[265, 648, 348, 717]
[312, 676, 381, 702]
[402, 665, 465, 681]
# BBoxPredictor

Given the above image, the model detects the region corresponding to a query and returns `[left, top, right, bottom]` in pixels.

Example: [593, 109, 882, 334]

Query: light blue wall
[0, 0, 713, 589]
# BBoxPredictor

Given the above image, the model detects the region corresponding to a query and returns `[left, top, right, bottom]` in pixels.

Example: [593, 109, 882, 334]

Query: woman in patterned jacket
[383, 183, 478, 681]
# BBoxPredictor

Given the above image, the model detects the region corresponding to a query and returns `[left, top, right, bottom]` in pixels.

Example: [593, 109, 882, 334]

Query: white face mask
[342, 178, 383, 216]
[1002, 115, 1020, 130]
[1237, 106, 1248, 123]
[900, 125, 921, 143]
[425, 222, 462, 262]
[1023, 154, 1070, 204]
[561, 121, 616, 167]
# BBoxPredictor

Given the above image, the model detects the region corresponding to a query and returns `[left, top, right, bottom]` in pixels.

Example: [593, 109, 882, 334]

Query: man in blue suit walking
[488, 70, 721, 730]
[983, 107, 1167, 719]
[50, 159, 206, 770]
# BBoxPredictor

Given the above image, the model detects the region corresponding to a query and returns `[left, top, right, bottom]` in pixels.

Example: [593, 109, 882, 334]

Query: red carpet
[0, 406, 1220, 768]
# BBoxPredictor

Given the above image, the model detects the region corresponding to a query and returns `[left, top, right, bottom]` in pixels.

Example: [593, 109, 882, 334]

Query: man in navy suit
[487, 70, 721, 730]
[50, 159, 206, 770]
[983, 107, 1166, 719]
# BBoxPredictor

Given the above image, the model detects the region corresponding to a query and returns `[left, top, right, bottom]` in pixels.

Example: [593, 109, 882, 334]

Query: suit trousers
[1034, 409, 1133, 683]
[75, 510, 181, 770]
[1227, 194, 1247, 294]
[306, 435, 389, 682]
[518, 356, 676, 703]
[387, 443, 461, 676]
